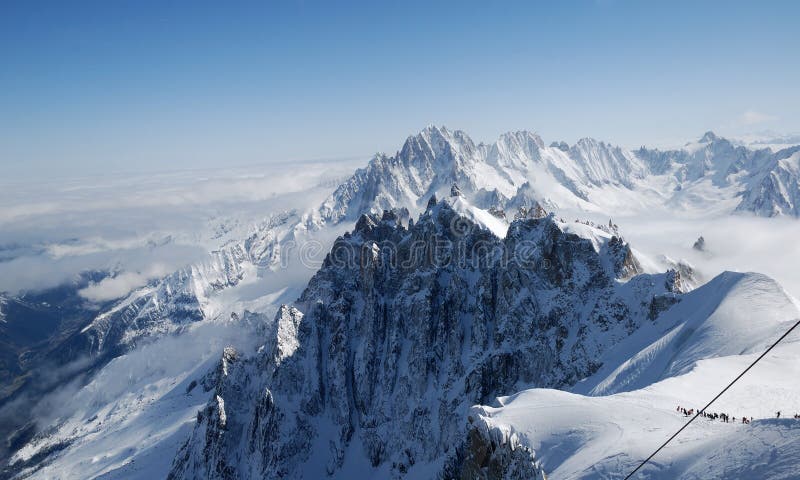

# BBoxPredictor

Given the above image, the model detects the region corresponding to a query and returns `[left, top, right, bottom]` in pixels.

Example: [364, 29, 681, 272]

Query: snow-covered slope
[577, 271, 800, 396]
[7, 316, 267, 480]
[472, 368, 800, 480]
[471, 270, 800, 479]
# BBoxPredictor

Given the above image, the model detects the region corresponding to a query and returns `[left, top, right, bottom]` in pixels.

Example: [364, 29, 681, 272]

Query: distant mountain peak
[497, 129, 545, 149]
[575, 136, 603, 147]
[422, 123, 448, 134]
[700, 130, 719, 143]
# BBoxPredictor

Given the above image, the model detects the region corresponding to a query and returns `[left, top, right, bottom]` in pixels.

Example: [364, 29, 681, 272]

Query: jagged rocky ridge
[319, 126, 800, 221]
[169, 199, 687, 479]
[736, 149, 800, 216]
[318, 126, 644, 222]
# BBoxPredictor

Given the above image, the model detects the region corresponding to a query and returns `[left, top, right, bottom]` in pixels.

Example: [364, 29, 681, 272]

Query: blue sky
[1, 0, 799, 178]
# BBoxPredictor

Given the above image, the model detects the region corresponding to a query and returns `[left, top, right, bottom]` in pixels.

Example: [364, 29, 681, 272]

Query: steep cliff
[169, 200, 678, 479]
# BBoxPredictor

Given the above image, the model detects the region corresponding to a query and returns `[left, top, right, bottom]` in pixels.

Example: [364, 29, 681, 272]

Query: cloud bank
[0, 159, 361, 298]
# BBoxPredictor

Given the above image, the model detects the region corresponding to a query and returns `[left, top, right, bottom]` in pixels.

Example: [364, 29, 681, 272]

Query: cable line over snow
[623, 318, 800, 480]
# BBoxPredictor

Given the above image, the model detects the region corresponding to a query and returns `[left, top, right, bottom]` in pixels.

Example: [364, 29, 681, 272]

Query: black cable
[623, 318, 800, 480]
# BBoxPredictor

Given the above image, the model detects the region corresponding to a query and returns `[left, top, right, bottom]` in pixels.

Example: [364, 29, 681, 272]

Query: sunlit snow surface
[9, 320, 258, 479]
[476, 272, 800, 479]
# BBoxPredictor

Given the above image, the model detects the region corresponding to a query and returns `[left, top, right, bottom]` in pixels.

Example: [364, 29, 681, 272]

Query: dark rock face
[604, 236, 643, 280]
[693, 236, 706, 252]
[442, 418, 543, 480]
[169, 202, 678, 479]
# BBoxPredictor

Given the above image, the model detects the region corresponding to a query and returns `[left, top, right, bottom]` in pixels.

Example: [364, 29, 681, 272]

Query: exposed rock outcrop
[169, 201, 678, 479]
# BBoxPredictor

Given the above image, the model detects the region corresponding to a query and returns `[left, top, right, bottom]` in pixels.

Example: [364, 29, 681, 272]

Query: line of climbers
[675, 406, 799, 424]
[677, 406, 751, 424]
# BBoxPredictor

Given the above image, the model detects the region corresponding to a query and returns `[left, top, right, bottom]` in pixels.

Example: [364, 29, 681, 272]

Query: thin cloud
[0, 242, 206, 296]
[0, 160, 359, 297]
[737, 110, 778, 126]
[78, 265, 173, 302]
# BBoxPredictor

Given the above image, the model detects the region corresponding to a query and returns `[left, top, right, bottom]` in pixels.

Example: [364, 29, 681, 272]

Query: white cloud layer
[0, 159, 361, 298]
[78, 265, 173, 302]
[737, 110, 777, 126]
[614, 213, 800, 300]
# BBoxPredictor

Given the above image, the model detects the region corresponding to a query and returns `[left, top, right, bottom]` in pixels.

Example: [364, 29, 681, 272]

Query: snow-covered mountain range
[320, 126, 800, 221]
[2, 126, 800, 480]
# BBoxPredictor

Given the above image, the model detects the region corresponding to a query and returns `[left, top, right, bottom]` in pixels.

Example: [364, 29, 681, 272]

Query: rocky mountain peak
[169, 203, 677, 479]
[497, 130, 545, 150]
[693, 235, 706, 252]
[700, 130, 719, 143]
[400, 125, 477, 168]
